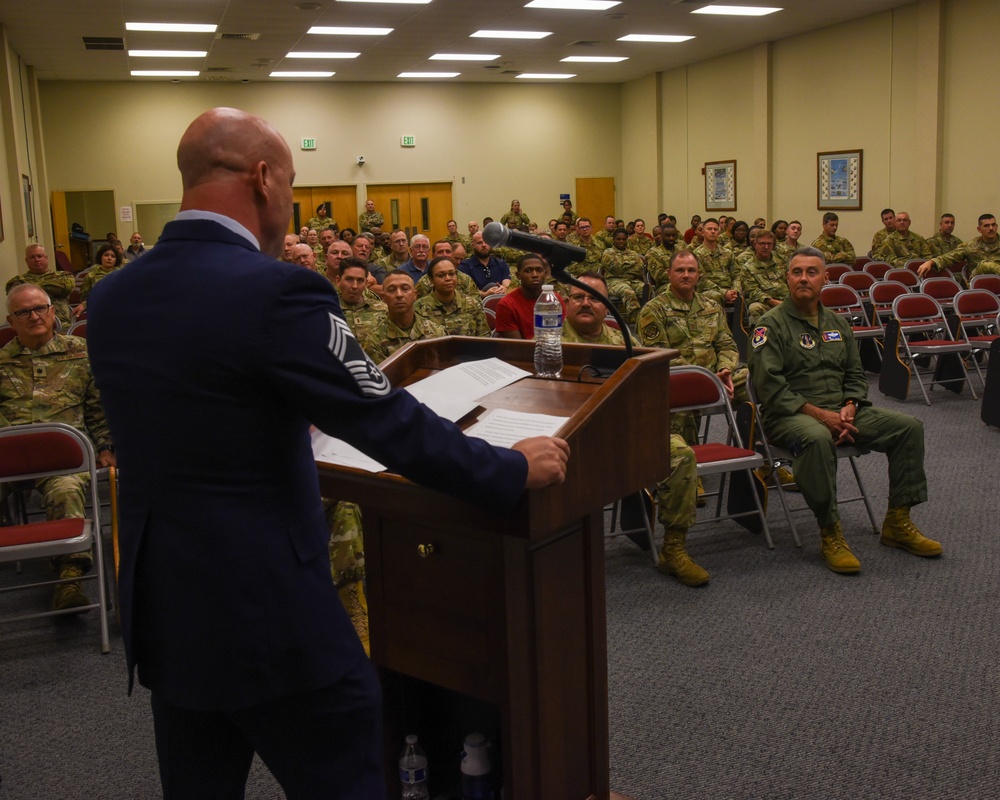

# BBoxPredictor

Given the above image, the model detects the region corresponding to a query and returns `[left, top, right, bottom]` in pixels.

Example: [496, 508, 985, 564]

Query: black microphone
[482, 222, 586, 279]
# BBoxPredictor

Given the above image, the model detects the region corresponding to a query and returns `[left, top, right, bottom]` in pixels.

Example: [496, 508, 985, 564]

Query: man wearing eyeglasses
[5, 245, 75, 330]
[561, 272, 624, 345]
[0, 284, 116, 611]
[737, 229, 790, 327]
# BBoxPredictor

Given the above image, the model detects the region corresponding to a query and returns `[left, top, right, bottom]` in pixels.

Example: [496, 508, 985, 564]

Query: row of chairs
[0, 318, 88, 348]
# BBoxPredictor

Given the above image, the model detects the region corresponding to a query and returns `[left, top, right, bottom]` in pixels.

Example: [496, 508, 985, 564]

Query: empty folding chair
[870, 280, 911, 325]
[885, 268, 920, 290]
[825, 263, 852, 283]
[970, 274, 1000, 297]
[919, 276, 962, 311]
[853, 256, 870, 272]
[841, 270, 877, 301]
[0, 422, 111, 653]
[954, 289, 1000, 387]
[880, 294, 976, 405]
[819, 284, 883, 371]
[863, 261, 893, 281]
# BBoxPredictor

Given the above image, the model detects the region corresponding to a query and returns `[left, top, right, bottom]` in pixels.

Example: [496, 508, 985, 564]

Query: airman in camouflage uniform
[414, 258, 490, 337]
[594, 216, 618, 250]
[500, 200, 530, 228]
[362, 273, 447, 364]
[80, 264, 120, 303]
[926, 214, 961, 258]
[921, 214, 1000, 278]
[871, 209, 896, 256]
[358, 200, 383, 233]
[811, 213, 856, 266]
[655, 434, 708, 586]
[336, 259, 387, 342]
[647, 226, 688, 294]
[738, 233, 790, 326]
[637, 254, 746, 443]
[306, 203, 334, 231]
[324, 499, 369, 654]
[0, 284, 116, 610]
[6, 245, 76, 329]
[692, 241, 740, 305]
[626, 220, 654, 257]
[416, 268, 478, 298]
[601, 229, 645, 325]
[873, 213, 931, 267]
[561, 273, 626, 345]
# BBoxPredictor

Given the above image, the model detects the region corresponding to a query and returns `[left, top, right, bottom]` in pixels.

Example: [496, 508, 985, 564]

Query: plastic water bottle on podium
[399, 734, 429, 800]
[533, 284, 563, 378]
[460, 732, 494, 800]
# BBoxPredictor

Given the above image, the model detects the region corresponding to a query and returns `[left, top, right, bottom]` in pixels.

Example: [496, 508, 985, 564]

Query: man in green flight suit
[747, 247, 942, 574]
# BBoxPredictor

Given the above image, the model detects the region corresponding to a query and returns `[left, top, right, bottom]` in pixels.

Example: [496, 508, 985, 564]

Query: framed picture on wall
[704, 160, 737, 212]
[22, 175, 34, 238]
[817, 150, 863, 210]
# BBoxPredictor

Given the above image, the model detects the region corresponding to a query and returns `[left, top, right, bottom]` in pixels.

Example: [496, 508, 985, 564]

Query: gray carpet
[1, 382, 997, 799]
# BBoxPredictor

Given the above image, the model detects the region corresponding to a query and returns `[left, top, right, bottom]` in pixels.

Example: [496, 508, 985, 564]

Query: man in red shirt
[495, 254, 565, 339]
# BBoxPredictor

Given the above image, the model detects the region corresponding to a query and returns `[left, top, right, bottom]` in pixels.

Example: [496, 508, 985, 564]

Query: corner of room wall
[620, 73, 661, 221]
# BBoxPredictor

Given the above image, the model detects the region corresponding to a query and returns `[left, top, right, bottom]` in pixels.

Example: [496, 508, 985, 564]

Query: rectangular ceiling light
[691, 5, 782, 15]
[516, 73, 575, 79]
[430, 53, 501, 61]
[125, 23, 217, 33]
[471, 30, 552, 39]
[617, 34, 695, 43]
[561, 55, 627, 63]
[398, 72, 460, 78]
[308, 26, 393, 35]
[525, 0, 621, 8]
[270, 71, 336, 77]
[128, 50, 208, 58]
[131, 70, 200, 76]
[286, 52, 361, 58]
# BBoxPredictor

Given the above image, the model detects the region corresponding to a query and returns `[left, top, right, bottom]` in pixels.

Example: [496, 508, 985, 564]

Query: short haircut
[940, 213, 955, 220]
[755, 229, 775, 243]
[702, 217, 719, 227]
[788, 219, 801, 227]
[612, 228, 628, 238]
[432, 239, 452, 250]
[383, 271, 414, 287]
[428, 257, 456, 278]
[979, 214, 996, 225]
[7, 283, 51, 312]
[576, 270, 607, 288]
[822, 212, 839, 224]
[410, 234, 430, 247]
[577, 216, 591, 225]
[788, 246, 826, 267]
[669, 249, 698, 269]
[517, 252, 547, 270]
[554, 220, 569, 230]
[881, 208, 895, 217]
[338, 257, 368, 275]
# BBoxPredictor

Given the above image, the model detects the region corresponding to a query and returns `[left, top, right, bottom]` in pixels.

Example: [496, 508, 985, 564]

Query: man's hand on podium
[513, 436, 570, 488]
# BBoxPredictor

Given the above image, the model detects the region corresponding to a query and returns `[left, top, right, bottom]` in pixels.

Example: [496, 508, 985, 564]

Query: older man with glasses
[0, 284, 116, 611]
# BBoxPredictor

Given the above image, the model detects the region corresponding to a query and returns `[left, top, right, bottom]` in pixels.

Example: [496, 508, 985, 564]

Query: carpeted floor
[1, 381, 997, 799]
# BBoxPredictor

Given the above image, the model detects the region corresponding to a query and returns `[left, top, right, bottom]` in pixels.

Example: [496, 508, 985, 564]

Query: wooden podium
[317, 336, 673, 800]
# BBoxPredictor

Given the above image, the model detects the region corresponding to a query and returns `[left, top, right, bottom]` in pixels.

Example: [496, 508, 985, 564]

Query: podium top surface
[317, 336, 675, 535]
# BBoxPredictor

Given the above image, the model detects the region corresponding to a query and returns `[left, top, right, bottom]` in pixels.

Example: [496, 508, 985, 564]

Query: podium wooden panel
[317, 336, 674, 800]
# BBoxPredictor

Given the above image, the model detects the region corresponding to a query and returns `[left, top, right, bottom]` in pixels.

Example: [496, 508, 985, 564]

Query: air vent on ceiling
[83, 37, 124, 51]
[206, 67, 234, 72]
[568, 40, 601, 47]
[216, 32, 261, 41]
[501, 70, 522, 75]
[201, 75, 236, 81]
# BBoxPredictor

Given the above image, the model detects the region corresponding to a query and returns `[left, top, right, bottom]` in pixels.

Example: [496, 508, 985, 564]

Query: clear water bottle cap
[541, 284, 554, 291]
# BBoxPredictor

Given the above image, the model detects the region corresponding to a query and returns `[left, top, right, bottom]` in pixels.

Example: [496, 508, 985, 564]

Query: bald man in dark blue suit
[87, 107, 569, 800]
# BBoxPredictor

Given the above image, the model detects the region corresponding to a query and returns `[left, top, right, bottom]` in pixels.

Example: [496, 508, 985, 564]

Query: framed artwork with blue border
[704, 160, 736, 212]
[817, 150, 862, 210]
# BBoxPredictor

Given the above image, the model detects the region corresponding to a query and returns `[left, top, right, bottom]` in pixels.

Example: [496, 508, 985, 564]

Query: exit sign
[301, 138, 316, 150]
[401, 135, 416, 147]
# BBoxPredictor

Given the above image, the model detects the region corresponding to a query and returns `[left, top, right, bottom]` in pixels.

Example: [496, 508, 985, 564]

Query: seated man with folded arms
[0, 285, 117, 610]
[600, 228, 644, 327]
[415, 257, 490, 337]
[748, 247, 941, 574]
[460, 231, 512, 298]
[362, 272, 446, 364]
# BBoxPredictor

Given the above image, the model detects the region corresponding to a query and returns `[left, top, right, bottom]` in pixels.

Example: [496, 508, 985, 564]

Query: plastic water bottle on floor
[461, 732, 494, 800]
[533, 284, 563, 378]
[399, 734, 429, 800]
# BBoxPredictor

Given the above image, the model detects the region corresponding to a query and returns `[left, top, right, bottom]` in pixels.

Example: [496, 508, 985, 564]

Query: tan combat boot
[338, 580, 370, 657]
[657, 529, 710, 586]
[820, 522, 861, 574]
[52, 564, 91, 612]
[881, 507, 943, 557]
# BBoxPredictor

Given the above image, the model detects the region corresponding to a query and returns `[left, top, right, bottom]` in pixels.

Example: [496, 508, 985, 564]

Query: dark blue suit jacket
[87, 218, 527, 711]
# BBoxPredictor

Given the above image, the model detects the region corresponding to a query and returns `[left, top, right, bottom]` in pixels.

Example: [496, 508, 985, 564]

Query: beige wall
[620, 73, 659, 222]
[37, 80, 622, 245]
[0, 26, 51, 283]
